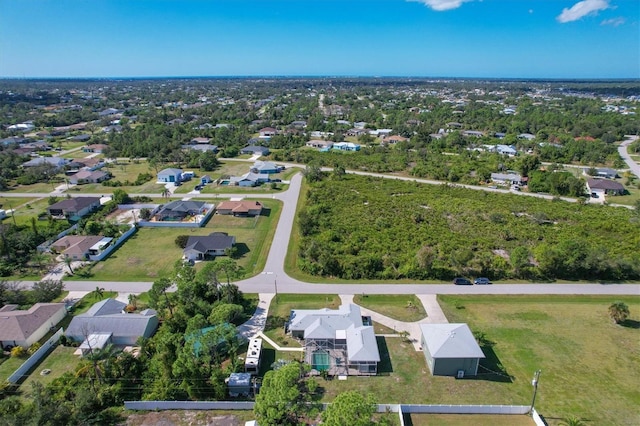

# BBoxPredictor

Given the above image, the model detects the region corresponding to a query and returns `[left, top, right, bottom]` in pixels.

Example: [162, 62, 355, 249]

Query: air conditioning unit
[457, 370, 465, 379]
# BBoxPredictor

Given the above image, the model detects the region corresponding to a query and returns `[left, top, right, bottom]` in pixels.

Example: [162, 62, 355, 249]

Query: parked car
[194, 185, 203, 191]
[473, 277, 491, 285]
[453, 277, 472, 285]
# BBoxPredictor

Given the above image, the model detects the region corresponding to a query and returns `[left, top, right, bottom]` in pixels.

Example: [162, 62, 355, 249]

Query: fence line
[398, 404, 529, 415]
[531, 408, 547, 426]
[7, 328, 64, 384]
[125, 401, 531, 417]
[89, 224, 137, 261]
[125, 401, 254, 411]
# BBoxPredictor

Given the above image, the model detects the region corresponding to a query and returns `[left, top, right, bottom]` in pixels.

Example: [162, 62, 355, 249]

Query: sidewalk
[340, 293, 449, 351]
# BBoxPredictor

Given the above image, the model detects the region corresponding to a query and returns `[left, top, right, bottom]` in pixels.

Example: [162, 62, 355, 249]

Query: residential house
[200, 175, 213, 184]
[229, 172, 270, 187]
[154, 200, 206, 221]
[518, 133, 536, 141]
[98, 108, 121, 117]
[332, 142, 360, 152]
[584, 168, 619, 179]
[182, 143, 219, 153]
[68, 170, 110, 185]
[240, 145, 270, 156]
[484, 144, 518, 156]
[587, 178, 625, 197]
[51, 235, 112, 260]
[47, 197, 101, 220]
[306, 140, 334, 150]
[382, 135, 408, 145]
[216, 200, 263, 216]
[22, 156, 70, 170]
[490, 173, 523, 186]
[70, 134, 91, 142]
[251, 161, 281, 174]
[66, 299, 158, 353]
[420, 323, 485, 377]
[82, 144, 109, 153]
[189, 137, 211, 144]
[0, 303, 67, 350]
[290, 120, 307, 129]
[287, 303, 380, 376]
[183, 232, 236, 261]
[463, 130, 484, 137]
[157, 168, 183, 184]
[259, 127, 277, 138]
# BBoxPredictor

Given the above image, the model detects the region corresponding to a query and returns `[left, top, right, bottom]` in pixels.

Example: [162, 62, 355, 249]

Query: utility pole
[530, 369, 541, 413]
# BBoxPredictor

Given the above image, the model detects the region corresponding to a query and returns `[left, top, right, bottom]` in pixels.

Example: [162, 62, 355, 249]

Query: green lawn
[20, 345, 79, 389]
[68, 200, 281, 281]
[406, 414, 533, 426]
[0, 355, 27, 383]
[354, 294, 427, 322]
[259, 294, 639, 425]
[438, 295, 640, 426]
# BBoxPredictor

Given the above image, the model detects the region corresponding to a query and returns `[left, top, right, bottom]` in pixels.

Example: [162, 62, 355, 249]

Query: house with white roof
[419, 323, 485, 377]
[287, 304, 380, 376]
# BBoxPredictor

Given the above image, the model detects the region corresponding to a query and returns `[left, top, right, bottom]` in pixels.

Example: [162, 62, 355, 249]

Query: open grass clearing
[0, 355, 26, 383]
[438, 295, 640, 426]
[406, 413, 533, 426]
[354, 294, 427, 322]
[68, 200, 281, 281]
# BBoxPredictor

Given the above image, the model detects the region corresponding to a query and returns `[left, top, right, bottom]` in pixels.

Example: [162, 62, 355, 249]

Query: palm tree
[92, 286, 105, 301]
[161, 188, 170, 199]
[63, 255, 74, 275]
[560, 416, 587, 426]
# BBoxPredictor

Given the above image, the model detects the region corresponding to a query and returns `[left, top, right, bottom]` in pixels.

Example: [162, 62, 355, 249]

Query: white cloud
[557, 0, 610, 23]
[409, 0, 473, 12]
[601, 17, 625, 26]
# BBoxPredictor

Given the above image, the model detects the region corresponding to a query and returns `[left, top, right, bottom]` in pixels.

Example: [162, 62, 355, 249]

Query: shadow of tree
[620, 319, 640, 329]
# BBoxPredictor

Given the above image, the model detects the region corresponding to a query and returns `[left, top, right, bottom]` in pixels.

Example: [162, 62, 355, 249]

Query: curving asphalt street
[618, 135, 640, 179]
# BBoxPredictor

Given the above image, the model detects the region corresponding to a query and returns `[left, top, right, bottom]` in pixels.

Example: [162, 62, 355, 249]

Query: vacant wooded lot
[295, 174, 640, 281]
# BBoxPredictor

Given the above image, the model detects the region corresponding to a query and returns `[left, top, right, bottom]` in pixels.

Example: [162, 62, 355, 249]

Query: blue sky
[1, 0, 638, 78]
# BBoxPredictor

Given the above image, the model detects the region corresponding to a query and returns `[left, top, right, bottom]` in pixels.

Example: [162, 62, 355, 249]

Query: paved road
[5, 159, 640, 296]
[618, 135, 640, 179]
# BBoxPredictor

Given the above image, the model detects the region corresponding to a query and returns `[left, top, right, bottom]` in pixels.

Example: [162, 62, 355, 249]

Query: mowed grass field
[354, 294, 427, 322]
[438, 295, 640, 426]
[73, 199, 281, 281]
[262, 294, 638, 426]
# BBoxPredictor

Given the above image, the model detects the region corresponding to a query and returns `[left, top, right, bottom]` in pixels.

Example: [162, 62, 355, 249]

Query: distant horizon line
[1, 75, 639, 82]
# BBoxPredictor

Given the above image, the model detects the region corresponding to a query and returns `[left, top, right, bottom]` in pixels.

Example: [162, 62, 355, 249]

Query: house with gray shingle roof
[66, 299, 158, 351]
[419, 323, 485, 377]
[287, 304, 380, 376]
[183, 232, 236, 261]
[47, 197, 101, 220]
[153, 200, 207, 221]
[0, 303, 67, 350]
